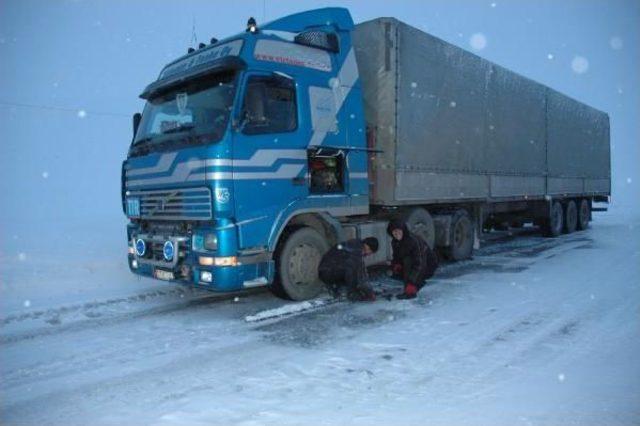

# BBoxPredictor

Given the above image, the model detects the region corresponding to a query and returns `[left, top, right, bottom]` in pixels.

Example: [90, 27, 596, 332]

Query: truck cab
[122, 8, 369, 300]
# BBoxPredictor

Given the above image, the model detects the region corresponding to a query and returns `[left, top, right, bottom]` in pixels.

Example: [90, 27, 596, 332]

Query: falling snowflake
[350, 113, 356, 119]
[411, 82, 418, 88]
[558, 373, 565, 382]
[24, 300, 31, 308]
[627, 178, 632, 184]
[571, 56, 589, 74]
[77, 109, 87, 118]
[590, 294, 595, 300]
[609, 36, 623, 50]
[18, 253, 27, 261]
[234, 297, 240, 302]
[490, 2, 497, 7]
[450, 101, 457, 108]
[617, 87, 623, 94]
[469, 33, 487, 50]
[489, 124, 495, 130]
[547, 53, 554, 60]
[42, 171, 49, 179]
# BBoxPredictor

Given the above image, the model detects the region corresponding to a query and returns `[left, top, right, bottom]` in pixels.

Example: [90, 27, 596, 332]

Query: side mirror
[132, 113, 142, 137]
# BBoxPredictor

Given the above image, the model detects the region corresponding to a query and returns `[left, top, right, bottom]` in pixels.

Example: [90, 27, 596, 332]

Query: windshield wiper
[161, 123, 195, 135]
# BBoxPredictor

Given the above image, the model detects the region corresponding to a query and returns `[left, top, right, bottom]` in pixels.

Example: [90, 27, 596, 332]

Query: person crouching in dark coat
[387, 220, 439, 299]
[318, 237, 379, 301]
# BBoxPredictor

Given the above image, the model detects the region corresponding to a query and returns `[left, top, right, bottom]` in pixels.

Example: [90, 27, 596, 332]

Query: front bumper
[127, 230, 273, 291]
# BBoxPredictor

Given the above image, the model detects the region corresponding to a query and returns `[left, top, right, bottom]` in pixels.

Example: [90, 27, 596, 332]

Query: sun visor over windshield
[140, 40, 246, 99]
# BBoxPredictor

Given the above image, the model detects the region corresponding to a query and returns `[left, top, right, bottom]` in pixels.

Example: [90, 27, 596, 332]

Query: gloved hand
[396, 282, 418, 300]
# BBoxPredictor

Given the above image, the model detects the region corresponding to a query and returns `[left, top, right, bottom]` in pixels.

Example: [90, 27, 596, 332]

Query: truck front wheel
[272, 227, 330, 301]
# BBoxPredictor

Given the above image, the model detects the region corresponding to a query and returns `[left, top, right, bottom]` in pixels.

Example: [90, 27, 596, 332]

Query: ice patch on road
[245, 298, 334, 323]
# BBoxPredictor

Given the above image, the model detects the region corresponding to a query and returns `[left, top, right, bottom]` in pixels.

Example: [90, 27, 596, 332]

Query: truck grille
[127, 187, 212, 221]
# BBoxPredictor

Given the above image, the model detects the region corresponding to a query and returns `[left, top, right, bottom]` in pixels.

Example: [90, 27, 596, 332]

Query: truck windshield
[132, 71, 236, 153]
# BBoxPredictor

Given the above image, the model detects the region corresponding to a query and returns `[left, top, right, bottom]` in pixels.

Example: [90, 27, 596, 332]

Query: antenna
[190, 16, 198, 46]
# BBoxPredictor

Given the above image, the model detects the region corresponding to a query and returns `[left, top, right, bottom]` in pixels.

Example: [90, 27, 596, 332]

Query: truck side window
[241, 76, 297, 134]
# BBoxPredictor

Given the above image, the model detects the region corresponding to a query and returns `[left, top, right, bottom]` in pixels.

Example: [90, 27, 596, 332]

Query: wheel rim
[454, 221, 465, 247]
[288, 243, 321, 287]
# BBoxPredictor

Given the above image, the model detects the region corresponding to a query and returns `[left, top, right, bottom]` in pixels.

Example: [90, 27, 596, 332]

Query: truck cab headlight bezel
[204, 234, 218, 251]
[193, 233, 218, 251]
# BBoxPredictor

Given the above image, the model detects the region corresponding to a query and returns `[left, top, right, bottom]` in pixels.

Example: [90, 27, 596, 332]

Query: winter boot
[396, 282, 418, 300]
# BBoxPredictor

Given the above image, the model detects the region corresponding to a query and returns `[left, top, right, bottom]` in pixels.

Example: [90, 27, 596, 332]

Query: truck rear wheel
[577, 199, 590, 230]
[402, 208, 436, 249]
[564, 200, 578, 234]
[272, 227, 329, 301]
[445, 209, 474, 261]
[544, 201, 564, 237]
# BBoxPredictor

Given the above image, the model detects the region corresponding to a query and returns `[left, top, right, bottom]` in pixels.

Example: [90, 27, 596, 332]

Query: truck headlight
[204, 234, 218, 250]
[192, 233, 217, 251]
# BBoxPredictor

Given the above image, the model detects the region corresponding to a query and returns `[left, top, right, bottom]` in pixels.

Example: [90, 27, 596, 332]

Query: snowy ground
[1, 207, 639, 426]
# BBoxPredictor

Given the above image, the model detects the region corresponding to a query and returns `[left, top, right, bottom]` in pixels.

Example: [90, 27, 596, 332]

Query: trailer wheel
[402, 208, 435, 249]
[272, 227, 329, 301]
[445, 209, 474, 261]
[543, 201, 564, 237]
[564, 200, 578, 234]
[577, 199, 590, 230]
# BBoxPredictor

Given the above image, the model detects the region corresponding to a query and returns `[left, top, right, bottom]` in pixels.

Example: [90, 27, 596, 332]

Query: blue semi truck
[122, 8, 610, 300]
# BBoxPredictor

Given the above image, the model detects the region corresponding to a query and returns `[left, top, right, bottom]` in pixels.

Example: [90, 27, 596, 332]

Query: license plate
[154, 269, 175, 281]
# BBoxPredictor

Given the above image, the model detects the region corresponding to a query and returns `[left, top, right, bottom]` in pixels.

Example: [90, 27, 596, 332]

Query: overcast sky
[0, 0, 637, 238]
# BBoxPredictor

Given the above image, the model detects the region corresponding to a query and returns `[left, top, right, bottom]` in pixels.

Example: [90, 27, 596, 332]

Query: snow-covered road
[1, 209, 639, 426]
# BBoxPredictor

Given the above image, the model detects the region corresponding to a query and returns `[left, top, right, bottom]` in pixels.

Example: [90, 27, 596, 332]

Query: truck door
[231, 72, 307, 249]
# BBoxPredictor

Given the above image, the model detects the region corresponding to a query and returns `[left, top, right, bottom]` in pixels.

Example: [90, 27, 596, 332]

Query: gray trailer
[351, 18, 610, 260]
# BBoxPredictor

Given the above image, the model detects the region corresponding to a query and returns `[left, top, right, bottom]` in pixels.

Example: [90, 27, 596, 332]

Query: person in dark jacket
[387, 220, 439, 299]
[318, 237, 379, 301]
